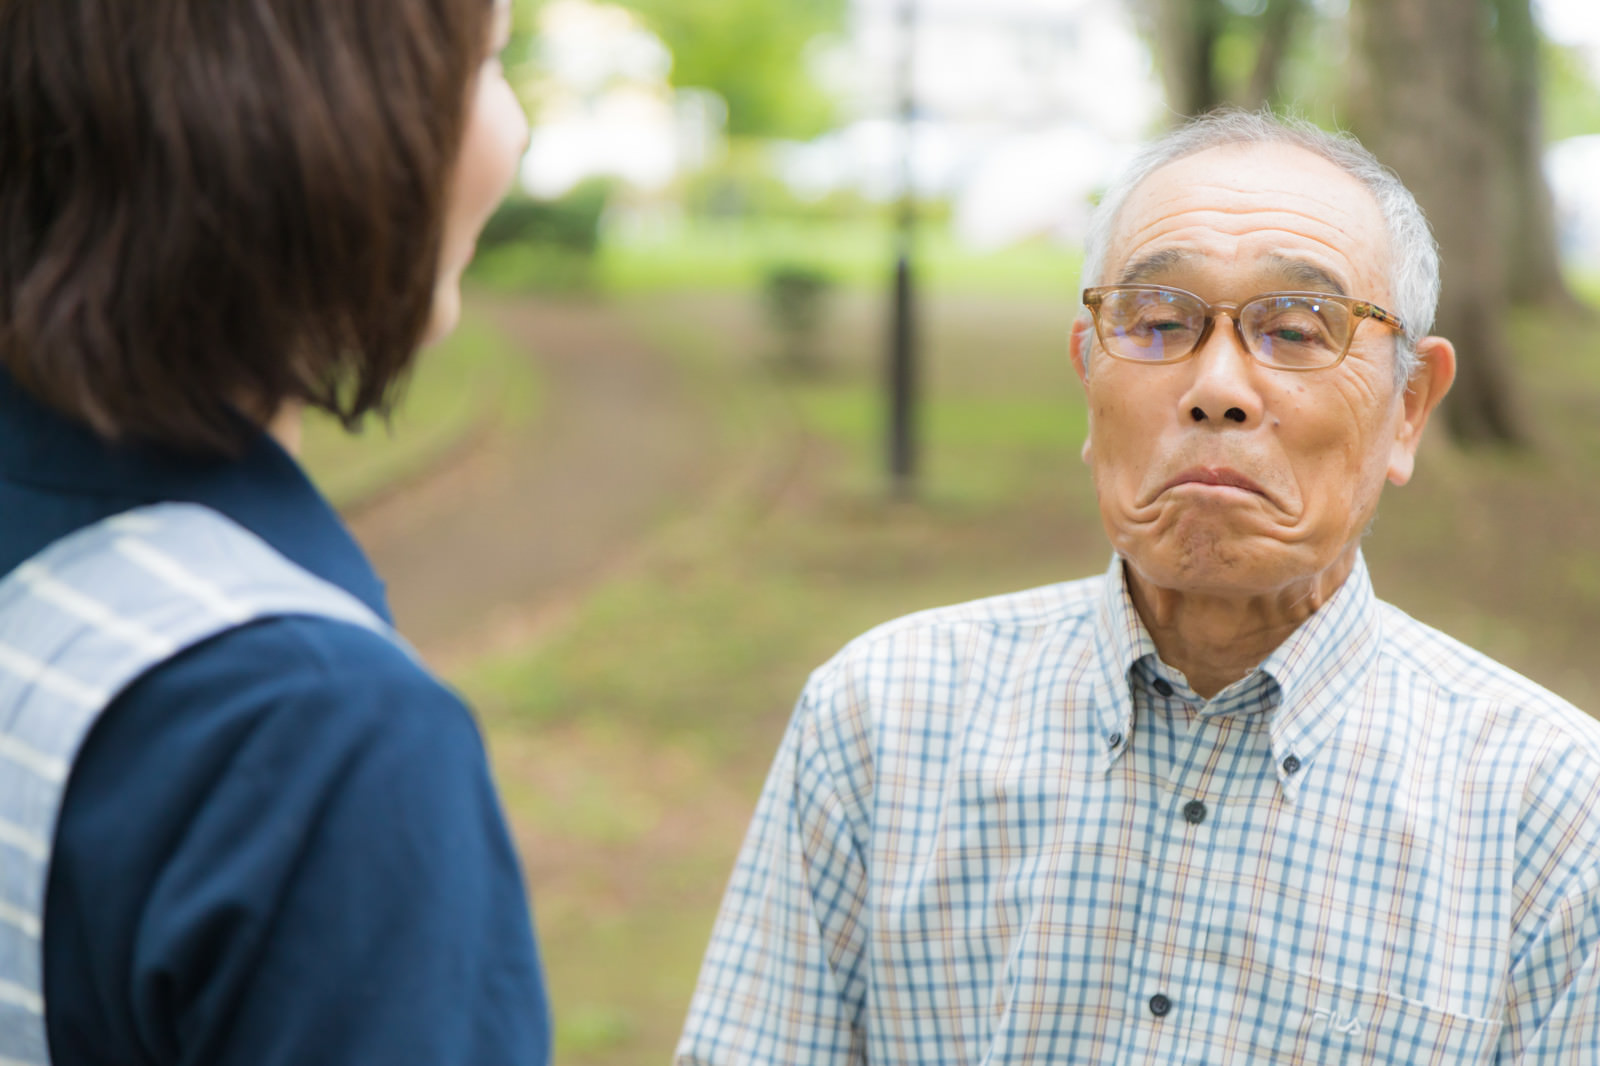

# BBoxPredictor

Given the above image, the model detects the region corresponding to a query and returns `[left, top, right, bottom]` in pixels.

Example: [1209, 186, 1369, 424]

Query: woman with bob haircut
[0, 0, 547, 1063]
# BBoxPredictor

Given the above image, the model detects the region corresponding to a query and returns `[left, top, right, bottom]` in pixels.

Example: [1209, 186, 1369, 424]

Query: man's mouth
[1160, 466, 1270, 498]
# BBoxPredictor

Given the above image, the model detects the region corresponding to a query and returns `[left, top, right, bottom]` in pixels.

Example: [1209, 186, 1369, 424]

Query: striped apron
[0, 503, 400, 1065]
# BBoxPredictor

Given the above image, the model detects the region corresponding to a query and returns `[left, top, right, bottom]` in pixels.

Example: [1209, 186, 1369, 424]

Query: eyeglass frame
[1080, 283, 1407, 372]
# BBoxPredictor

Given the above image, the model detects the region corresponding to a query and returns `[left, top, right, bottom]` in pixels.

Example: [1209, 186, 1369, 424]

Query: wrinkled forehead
[1105, 142, 1392, 301]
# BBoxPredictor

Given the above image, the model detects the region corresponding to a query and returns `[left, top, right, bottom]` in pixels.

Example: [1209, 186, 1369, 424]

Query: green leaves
[616, 0, 846, 138]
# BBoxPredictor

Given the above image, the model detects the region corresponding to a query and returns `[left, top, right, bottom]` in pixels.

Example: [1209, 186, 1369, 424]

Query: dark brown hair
[0, 0, 493, 455]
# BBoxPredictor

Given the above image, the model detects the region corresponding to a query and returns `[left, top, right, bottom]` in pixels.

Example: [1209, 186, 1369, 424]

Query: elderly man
[676, 110, 1600, 1064]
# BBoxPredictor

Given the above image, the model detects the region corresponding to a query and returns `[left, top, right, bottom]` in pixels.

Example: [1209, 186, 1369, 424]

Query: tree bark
[1147, 0, 1226, 118]
[1349, 0, 1525, 446]
[1245, 0, 1303, 110]
[1490, 0, 1580, 309]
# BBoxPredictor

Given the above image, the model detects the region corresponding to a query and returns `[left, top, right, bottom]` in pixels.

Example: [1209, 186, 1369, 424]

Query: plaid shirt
[678, 555, 1600, 1064]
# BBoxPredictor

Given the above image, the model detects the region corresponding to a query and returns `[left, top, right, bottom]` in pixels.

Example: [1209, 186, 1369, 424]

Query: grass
[413, 276, 1600, 1064]
[298, 315, 542, 509]
[591, 216, 1083, 297]
[450, 288, 1116, 1064]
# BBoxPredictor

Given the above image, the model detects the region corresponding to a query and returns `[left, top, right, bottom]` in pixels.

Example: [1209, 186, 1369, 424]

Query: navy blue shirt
[0, 372, 552, 1065]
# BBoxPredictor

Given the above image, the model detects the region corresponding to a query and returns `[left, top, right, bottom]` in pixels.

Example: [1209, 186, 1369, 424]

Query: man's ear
[1069, 315, 1093, 385]
[1388, 335, 1456, 486]
[1070, 316, 1096, 464]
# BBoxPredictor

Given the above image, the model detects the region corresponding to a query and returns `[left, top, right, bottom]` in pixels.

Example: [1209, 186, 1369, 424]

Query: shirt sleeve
[675, 686, 871, 1065]
[1498, 863, 1600, 1063]
[44, 617, 551, 1066]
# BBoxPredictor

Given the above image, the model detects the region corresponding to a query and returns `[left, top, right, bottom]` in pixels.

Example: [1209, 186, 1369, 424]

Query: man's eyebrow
[1113, 250, 1352, 294]
[1267, 255, 1347, 295]
[1116, 249, 1193, 284]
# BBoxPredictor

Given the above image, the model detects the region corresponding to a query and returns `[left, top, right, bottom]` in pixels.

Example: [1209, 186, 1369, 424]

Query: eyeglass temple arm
[1353, 301, 1405, 332]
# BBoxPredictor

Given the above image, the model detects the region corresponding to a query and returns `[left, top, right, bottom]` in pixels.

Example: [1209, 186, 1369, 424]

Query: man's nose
[1179, 315, 1265, 427]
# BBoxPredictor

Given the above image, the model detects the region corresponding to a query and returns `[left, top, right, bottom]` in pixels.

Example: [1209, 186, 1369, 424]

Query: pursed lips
[1159, 466, 1272, 502]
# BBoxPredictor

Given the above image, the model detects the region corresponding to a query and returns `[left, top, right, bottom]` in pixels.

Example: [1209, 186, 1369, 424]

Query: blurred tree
[1491, 0, 1580, 309]
[1350, 0, 1525, 446]
[614, 0, 845, 139]
[1242, 0, 1302, 109]
[1144, 0, 1223, 116]
[1137, 0, 1572, 443]
[1543, 37, 1600, 141]
[1135, 0, 1312, 117]
[503, 0, 544, 107]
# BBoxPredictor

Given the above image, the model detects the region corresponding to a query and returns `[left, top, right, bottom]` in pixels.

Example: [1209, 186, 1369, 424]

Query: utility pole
[887, 0, 918, 498]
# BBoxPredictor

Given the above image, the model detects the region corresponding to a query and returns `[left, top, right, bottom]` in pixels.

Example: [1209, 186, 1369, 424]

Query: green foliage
[614, 0, 846, 138]
[502, 0, 546, 108]
[681, 143, 820, 219]
[762, 262, 835, 372]
[468, 243, 601, 292]
[477, 182, 613, 256]
[1543, 40, 1600, 140]
[468, 182, 615, 292]
[677, 143, 893, 242]
[595, 217, 1081, 296]
[1259, 17, 1349, 127]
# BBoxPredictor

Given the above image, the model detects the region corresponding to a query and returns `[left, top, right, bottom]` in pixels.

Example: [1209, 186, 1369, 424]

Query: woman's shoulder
[133, 612, 477, 759]
[47, 613, 538, 1066]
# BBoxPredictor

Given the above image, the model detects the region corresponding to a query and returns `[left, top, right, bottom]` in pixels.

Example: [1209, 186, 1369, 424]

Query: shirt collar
[1090, 551, 1382, 789]
[1090, 554, 1154, 767]
[0, 368, 391, 623]
[1258, 552, 1382, 791]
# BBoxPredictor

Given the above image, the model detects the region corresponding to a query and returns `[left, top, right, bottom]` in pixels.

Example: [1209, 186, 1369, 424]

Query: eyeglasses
[1080, 284, 1405, 371]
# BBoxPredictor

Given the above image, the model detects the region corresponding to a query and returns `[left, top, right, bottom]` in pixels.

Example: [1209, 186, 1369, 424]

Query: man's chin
[1114, 529, 1317, 600]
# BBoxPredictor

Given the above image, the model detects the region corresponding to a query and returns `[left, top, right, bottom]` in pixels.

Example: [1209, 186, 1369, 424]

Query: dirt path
[346, 294, 723, 661]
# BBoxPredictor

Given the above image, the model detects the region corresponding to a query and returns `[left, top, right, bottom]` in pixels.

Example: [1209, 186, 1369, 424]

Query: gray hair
[1080, 109, 1436, 386]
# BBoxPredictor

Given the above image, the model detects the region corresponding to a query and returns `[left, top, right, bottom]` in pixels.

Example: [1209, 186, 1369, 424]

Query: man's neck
[1124, 547, 1358, 699]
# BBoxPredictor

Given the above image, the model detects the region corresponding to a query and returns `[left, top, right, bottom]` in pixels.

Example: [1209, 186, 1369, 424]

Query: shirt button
[1107, 732, 1123, 750]
[1282, 754, 1302, 775]
[1152, 678, 1174, 697]
[1149, 993, 1172, 1017]
[1182, 799, 1207, 825]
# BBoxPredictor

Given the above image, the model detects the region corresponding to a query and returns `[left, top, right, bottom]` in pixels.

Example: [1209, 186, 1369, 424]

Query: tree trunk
[1245, 0, 1303, 110]
[1148, 0, 1226, 118]
[1349, 0, 1525, 446]
[1491, 0, 1580, 309]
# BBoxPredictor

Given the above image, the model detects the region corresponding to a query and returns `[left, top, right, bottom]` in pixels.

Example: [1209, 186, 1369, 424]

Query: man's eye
[1130, 311, 1190, 333]
[1262, 316, 1330, 345]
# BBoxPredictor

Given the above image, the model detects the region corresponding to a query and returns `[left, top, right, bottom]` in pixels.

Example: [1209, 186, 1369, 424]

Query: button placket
[1127, 676, 1264, 1058]
[1189, 720, 1284, 1061]
[1137, 706, 1265, 1054]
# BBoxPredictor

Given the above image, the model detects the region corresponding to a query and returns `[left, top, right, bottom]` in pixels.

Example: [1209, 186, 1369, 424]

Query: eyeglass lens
[1096, 289, 1353, 368]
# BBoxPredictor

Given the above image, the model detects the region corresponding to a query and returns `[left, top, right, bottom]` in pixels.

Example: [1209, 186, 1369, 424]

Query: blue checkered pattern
[678, 554, 1600, 1064]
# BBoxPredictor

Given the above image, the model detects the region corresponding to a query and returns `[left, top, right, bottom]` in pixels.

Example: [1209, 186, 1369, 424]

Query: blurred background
[300, 0, 1600, 1060]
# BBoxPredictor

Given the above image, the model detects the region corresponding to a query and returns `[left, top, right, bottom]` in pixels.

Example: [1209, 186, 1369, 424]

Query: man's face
[1070, 142, 1448, 599]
